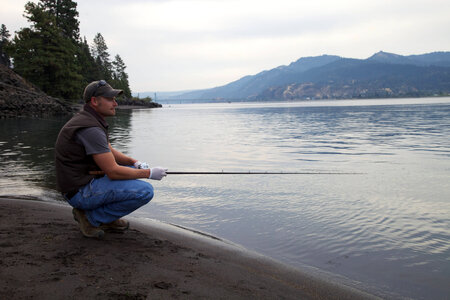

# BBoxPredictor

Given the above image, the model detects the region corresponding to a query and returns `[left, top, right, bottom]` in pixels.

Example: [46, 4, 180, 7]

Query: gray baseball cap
[83, 80, 123, 102]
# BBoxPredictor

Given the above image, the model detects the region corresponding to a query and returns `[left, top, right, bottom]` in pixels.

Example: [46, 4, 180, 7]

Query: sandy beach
[0, 197, 380, 299]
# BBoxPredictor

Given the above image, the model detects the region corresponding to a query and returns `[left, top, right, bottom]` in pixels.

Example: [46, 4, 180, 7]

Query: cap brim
[102, 89, 123, 98]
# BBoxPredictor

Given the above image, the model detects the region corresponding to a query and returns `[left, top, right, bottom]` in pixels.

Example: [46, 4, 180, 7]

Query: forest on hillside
[0, 0, 131, 101]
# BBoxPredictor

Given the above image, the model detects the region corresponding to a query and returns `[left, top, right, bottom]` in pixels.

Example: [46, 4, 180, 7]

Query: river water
[1, 98, 449, 299]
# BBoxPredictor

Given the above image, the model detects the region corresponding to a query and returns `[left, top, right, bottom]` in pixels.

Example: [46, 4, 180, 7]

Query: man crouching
[55, 80, 167, 239]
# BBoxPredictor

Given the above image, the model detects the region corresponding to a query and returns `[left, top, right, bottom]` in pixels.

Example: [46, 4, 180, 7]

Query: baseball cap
[83, 80, 123, 102]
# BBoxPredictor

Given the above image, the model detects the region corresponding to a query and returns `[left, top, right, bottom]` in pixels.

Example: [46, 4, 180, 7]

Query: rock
[115, 98, 162, 108]
[0, 64, 76, 118]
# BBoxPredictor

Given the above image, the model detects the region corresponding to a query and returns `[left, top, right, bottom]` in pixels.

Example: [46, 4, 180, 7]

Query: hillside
[177, 55, 341, 100]
[171, 51, 450, 101]
[0, 64, 75, 118]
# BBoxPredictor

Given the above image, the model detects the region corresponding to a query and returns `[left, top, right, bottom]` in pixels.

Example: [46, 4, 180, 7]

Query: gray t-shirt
[74, 127, 110, 155]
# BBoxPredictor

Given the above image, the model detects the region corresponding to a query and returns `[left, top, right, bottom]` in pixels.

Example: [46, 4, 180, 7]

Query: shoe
[72, 208, 104, 239]
[101, 219, 130, 232]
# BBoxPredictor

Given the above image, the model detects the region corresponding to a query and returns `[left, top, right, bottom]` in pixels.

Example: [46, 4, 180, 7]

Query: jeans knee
[140, 183, 154, 205]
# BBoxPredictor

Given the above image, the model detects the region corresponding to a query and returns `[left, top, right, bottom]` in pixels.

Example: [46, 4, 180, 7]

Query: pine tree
[0, 24, 12, 67]
[9, 1, 132, 100]
[91, 33, 112, 81]
[10, 2, 82, 99]
[112, 54, 131, 97]
[40, 0, 80, 43]
[77, 37, 102, 85]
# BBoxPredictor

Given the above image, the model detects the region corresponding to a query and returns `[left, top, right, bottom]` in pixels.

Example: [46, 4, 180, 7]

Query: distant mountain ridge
[169, 51, 450, 101]
[368, 51, 450, 67]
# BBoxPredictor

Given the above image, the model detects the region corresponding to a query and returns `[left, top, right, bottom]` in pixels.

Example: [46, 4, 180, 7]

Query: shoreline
[0, 197, 381, 299]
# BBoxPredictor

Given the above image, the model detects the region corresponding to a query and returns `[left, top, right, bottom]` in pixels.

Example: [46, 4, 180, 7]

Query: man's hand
[149, 167, 168, 180]
[134, 161, 150, 169]
[93, 152, 150, 180]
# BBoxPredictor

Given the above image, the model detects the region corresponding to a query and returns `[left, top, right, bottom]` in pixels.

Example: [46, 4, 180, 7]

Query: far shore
[115, 104, 161, 109]
[72, 101, 162, 111]
[0, 197, 381, 299]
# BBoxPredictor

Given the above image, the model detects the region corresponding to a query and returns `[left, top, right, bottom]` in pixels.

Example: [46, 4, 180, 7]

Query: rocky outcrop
[0, 64, 75, 118]
[116, 98, 162, 108]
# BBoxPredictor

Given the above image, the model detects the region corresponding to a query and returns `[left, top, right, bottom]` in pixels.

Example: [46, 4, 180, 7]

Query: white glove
[134, 161, 150, 169]
[149, 167, 168, 180]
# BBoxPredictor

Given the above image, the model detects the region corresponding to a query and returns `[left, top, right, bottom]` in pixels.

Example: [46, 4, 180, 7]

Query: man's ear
[90, 96, 98, 107]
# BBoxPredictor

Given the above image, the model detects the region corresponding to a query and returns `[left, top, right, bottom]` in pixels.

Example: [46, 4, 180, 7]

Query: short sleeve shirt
[74, 127, 110, 155]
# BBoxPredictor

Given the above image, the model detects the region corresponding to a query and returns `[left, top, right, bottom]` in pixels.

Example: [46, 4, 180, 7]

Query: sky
[1, 0, 450, 93]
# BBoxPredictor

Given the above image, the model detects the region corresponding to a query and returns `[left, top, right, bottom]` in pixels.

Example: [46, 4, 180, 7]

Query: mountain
[175, 55, 341, 100]
[367, 51, 417, 65]
[172, 51, 450, 101]
[407, 52, 450, 67]
[368, 51, 450, 67]
[259, 59, 450, 100]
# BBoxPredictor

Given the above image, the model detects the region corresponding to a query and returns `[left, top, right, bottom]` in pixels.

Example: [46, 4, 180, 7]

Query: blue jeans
[66, 175, 154, 227]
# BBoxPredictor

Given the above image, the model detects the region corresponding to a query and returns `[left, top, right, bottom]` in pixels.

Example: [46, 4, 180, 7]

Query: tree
[77, 37, 102, 85]
[91, 33, 112, 81]
[9, 1, 132, 100]
[0, 24, 12, 67]
[39, 0, 80, 43]
[112, 54, 131, 97]
[10, 1, 82, 99]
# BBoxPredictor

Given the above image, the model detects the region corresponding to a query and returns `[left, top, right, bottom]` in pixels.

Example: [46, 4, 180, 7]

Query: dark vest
[55, 106, 109, 193]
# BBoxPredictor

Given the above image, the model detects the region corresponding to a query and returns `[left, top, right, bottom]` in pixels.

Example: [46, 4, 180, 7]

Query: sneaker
[72, 208, 104, 239]
[101, 219, 130, 232]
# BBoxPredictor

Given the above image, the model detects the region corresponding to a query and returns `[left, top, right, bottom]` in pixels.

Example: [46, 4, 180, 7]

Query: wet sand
[0, 198, 380, 299]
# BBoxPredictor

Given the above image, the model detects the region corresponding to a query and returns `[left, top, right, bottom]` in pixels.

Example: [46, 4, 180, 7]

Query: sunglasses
[92, 80, 107, 97]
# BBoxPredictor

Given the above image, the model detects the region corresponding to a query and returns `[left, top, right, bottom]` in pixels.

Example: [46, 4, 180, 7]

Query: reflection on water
[1, 99, 449, 299]
[108, 109, 133, 154]
[0, 116, 68, 199]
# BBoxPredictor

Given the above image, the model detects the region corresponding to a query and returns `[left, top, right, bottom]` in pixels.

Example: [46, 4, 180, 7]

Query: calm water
[1, 98, 449, 299]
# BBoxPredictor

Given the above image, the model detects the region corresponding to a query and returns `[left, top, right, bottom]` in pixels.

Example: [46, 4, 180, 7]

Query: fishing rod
[167, 171, 363, 175]
[89, 170, 364, 175]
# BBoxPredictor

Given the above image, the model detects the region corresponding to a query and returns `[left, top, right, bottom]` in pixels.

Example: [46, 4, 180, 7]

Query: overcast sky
[2, 0, 450, 93]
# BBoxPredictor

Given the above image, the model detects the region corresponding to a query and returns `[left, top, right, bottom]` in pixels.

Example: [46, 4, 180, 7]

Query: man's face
[92, 96, 118, 117]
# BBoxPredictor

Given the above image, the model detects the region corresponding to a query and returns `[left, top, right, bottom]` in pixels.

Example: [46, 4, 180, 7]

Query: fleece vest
[55, 109, 109, 193]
